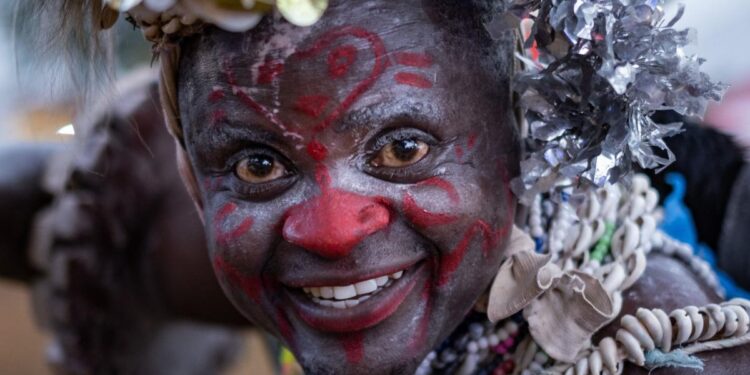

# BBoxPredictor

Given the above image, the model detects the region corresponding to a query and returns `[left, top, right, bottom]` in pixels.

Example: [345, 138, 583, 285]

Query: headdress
[77, 0, 723, 203]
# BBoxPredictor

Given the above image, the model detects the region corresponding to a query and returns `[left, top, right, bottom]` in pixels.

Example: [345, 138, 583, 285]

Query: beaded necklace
[415, 174, 744, 375]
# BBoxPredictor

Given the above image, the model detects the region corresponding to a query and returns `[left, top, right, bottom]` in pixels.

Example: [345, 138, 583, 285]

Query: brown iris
[235, 155, 287, 183]
[371, 139, 430, 168]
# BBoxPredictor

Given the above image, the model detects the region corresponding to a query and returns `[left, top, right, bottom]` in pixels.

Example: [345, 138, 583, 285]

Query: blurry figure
[0, 70, 248, 375]
[0, 143, 59, 282]
[647, 111, 750, 293]
[705, 78, 750, 158]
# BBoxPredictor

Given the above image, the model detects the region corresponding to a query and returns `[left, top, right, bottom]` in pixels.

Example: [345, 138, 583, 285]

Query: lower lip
[285, 263, 425, 333]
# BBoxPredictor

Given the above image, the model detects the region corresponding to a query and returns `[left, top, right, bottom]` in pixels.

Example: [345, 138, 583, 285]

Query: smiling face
[178, 1, 519, 373]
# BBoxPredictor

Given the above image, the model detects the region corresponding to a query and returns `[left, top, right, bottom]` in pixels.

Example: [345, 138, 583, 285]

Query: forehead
[177, 0, 513, 147]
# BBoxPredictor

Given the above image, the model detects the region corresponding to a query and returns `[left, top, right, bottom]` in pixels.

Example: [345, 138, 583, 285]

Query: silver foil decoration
[506, 0, 725, 204]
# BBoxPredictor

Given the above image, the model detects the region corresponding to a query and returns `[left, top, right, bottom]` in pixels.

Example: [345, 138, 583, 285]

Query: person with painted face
[18, 0, 750, 374]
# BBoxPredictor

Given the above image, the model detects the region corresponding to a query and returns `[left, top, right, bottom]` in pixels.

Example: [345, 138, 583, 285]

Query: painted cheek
[213, 202, 254, 247]
[438, 220, 510, 287]
[282, 167, 391, 259]
[408, 279, 433, 353]
[212, 256, 263, 303]
[402, 177, 461, 228]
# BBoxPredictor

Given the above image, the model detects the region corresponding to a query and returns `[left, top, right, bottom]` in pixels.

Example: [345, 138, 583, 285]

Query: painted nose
[282, 188, 390, 259]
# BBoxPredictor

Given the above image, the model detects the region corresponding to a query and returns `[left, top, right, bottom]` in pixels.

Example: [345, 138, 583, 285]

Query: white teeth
[302, 268, 408, 309]
[320, 286, 334, 299]
[375, 276, 388, 286]
[354, 279, 378, 295]
[333, 285, 357, 300]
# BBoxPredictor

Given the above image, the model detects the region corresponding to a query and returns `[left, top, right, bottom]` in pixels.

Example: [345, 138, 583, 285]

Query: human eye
[227, 147, 297, 199]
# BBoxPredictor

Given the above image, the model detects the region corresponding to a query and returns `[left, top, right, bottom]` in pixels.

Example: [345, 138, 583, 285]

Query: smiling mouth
[284, 262, 425, 333]
[301, 270, 404, 309]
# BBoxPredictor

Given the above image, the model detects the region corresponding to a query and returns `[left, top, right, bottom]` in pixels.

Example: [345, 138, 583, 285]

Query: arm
[602, 254, 750, 374]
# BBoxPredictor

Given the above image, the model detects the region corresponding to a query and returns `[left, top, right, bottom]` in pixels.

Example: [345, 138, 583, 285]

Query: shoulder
[604, 253, 750, 375]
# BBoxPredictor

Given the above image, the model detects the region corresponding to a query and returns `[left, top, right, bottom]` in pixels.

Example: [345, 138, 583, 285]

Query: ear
[175, 142, 205, 222]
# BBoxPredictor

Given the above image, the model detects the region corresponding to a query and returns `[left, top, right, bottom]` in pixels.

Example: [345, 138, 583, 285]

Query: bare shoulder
[600, 253, 750, 375]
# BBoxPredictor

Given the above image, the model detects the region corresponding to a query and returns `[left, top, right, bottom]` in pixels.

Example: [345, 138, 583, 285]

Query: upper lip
[283, 261, 427, 333]
[278, 257, 424, 288]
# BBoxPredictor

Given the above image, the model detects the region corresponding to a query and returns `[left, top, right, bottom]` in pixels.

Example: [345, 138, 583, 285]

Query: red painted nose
[282, 188, 391, 259]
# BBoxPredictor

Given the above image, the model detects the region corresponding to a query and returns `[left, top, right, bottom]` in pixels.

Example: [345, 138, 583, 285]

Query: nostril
[282, 189, 391, 259]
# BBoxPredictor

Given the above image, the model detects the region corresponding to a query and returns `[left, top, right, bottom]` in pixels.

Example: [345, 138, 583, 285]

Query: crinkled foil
[504, 0, 725, 204]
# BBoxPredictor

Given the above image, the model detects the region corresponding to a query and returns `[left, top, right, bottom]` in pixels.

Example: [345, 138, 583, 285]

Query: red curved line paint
[220, 60, 296, 135]
[295, 26, 388, 132]
[328, 44, 358, 78]
[342, 332, 364, 364]
[418, 177, 460, 204]
[394, 72, 433, 89]
[276, 306, 296, 350]
[403, 192, 458, 228]
[212, 256, 262, 303]
[257, 58, 284, 85]
[208, 88, 225, 103]
[467, 133, 477, 150]
[294, 94, 330, 118]
[454, 144, 464, 160]
[438, 220, 509, 286]
[408, 279, 432, 352]
[211, 108, 227, 127]
[306, 140, 329, 161]
[394, 52, 433, 68]
[214, 202, 254, 246]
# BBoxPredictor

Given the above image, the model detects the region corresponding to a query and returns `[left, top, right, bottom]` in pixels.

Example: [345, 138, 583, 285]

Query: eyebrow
[196, 120, 286, 154]
[334, 99, 439, 134]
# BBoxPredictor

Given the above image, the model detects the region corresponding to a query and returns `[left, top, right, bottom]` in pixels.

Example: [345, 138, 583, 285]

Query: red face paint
[394, 52, 433, 68]
[418, 177, 460, 204]
[211, 108, 227, 127]
[275, 306, 296, 350]
[294, 26, 388, 132]
[294, 95, 331, 118]
[257, 58, 285, 85]
[213, 256, 262, 303]
[467, 133, 477, 150]
[403, 192, 457, 228]
[341, 332, 364, 364]
[394, 72, 433, 89]
[208, 88, 225, 103]
[219, 60, 298, 137]
[454, 144, 465, 160]
[282, 166, 391, 259]
[328, 44, 358, 78]
[214, 202, 254, 246]
[437, 220, 509, 286]
[408, 279, 432, 352]
[402, 177, 460, 228]
[306, 140, 329, 162]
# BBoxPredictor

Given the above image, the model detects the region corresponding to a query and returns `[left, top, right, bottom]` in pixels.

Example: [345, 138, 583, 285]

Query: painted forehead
[182, 19, 463, 142]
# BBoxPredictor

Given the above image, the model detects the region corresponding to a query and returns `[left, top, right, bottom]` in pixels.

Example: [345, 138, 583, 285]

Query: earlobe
[175, 142, 205, 222]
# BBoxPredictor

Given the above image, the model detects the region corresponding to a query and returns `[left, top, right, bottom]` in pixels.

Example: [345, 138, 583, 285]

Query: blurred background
[0, 0, 749, 374]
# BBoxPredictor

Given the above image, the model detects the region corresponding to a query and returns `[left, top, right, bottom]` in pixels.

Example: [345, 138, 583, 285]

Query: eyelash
[364, 128, 439, 180]
[225, 148, 297, 199]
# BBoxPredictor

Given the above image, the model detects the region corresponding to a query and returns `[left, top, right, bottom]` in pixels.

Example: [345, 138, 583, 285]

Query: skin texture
[175, 1, 750, 374]
[178, 1, 518, 373]
[603, 255, 750, 375]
